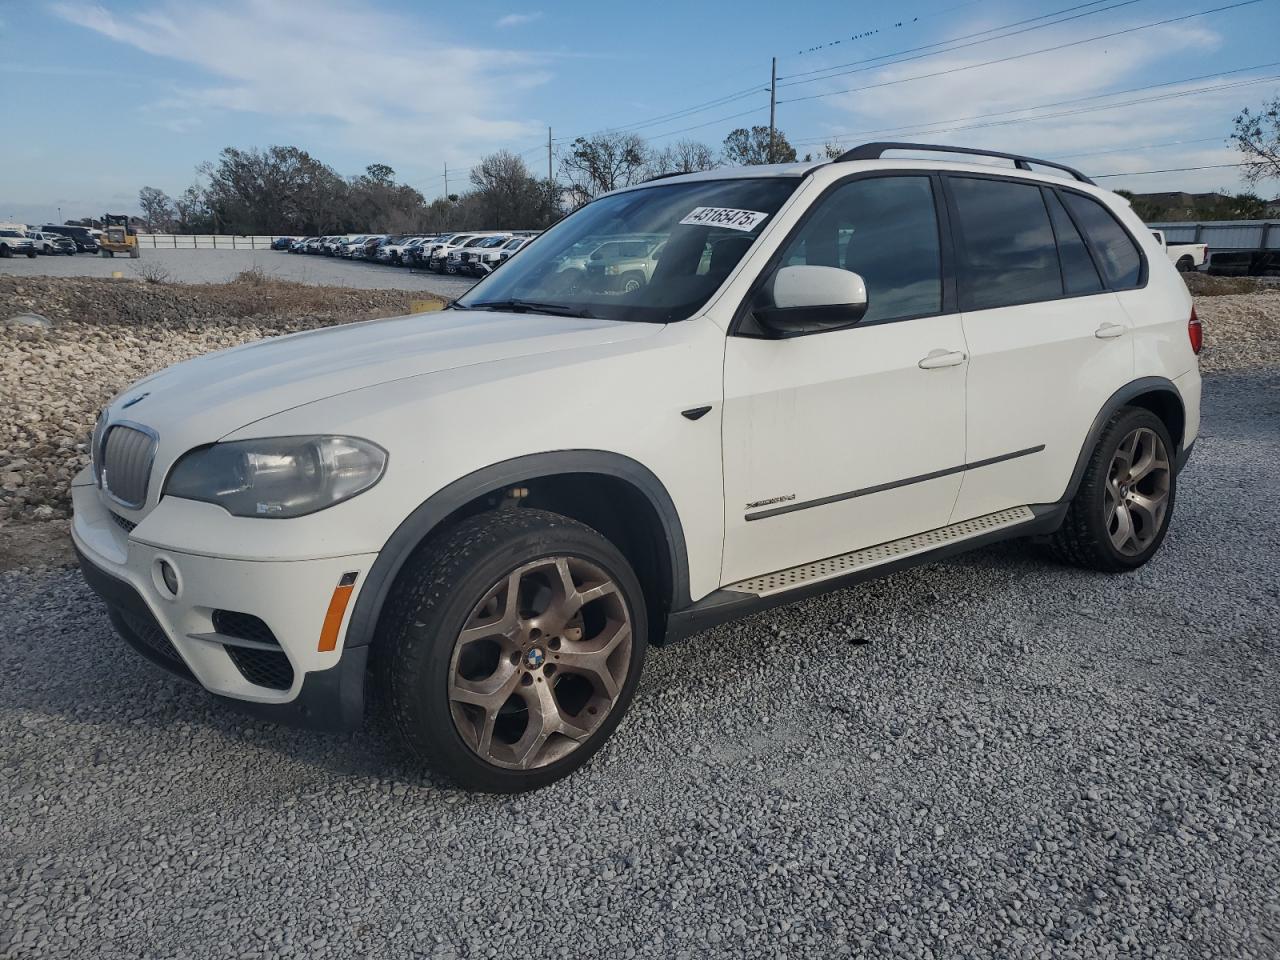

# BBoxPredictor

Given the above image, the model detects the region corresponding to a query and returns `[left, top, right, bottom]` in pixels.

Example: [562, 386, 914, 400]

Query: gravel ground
[0, 369, 1277, 959]
[0, 249, 475, 298]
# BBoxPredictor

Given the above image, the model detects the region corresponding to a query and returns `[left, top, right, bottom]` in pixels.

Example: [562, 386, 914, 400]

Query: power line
[789, 0, 987, 57]
[778, 0, 1266, 104]
[1050, 136, 1227, 159]
[787, 64, 1280, 145]
[1094, 162, 1249, 177]
[780, 0, 1139, 86]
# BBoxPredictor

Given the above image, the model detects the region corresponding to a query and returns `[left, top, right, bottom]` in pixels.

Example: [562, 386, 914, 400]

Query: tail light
[1188, 305, 1203, 355]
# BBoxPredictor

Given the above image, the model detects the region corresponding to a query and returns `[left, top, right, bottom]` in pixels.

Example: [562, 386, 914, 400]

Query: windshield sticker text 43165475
[678, 207, 770, 232]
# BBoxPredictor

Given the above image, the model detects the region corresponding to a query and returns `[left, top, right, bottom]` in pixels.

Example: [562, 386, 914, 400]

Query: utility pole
[548, 127, 553, 182]
[444, 161, 450, 200]
[769, 56, 777, 163]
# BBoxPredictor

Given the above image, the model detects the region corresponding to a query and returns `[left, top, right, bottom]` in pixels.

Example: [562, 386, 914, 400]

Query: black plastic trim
[666, 503, 1068, 643]
[745, 445, 1045, 521]
[215, 646, 368, 732]
[343, 450, 692, 651]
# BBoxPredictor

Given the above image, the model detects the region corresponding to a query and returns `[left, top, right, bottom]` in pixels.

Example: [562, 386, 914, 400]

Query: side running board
[723, 506, 1036, 598]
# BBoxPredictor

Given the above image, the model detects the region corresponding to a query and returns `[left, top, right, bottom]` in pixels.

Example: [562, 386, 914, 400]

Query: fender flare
[342, 450, 691, 650]
[1058, 376, 1186, 502]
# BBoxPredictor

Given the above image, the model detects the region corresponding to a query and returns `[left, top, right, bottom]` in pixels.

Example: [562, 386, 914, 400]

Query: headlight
[164, 436, 386, 518]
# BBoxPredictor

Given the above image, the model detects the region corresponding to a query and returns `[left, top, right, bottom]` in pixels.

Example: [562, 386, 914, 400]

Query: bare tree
[1231, 96, 1280, 186]
[560, 132, 649, 206]
[137, 186, 174, 231]
[646, 139, 716, 178]
[722, 125, 797, 166]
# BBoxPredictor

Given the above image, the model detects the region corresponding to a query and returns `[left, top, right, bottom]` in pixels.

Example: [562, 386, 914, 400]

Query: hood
[109, 310, 661, 450]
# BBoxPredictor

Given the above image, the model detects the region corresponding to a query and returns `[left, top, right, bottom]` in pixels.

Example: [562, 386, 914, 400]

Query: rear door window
[1060, 192, 1143, 289]
[949, 176, 1061, 311]
[1044, 189, 1103, 296]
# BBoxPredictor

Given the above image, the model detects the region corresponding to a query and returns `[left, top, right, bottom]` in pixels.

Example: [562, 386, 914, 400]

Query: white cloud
[50, 0, 552, 185]
[496, 11, 542, 29]
[784, 16, 1272, 192]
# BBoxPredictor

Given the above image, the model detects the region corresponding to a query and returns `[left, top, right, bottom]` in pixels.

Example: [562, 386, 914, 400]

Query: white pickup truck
[1151, 230, 1208, 273]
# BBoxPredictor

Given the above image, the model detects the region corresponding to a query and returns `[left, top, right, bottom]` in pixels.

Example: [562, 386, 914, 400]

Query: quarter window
[772, 176, 943, 324]
[1061, 192, 1143, 289]
[1044, 190, 1103, 295]
[950, 176, 1061, 311]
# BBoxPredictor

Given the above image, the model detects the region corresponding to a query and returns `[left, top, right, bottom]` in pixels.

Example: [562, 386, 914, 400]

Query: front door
[721, 174, 969, 585]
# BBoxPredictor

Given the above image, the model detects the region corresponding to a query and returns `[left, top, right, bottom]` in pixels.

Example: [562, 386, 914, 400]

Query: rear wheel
[375, 509, 647, 792]
[1049, 407, 1175, 571]
[0, 246, 10, 258]
[1176, 256, 1195, 272]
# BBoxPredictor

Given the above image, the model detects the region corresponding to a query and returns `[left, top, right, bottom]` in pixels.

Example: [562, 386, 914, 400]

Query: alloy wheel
[1104, 426, 1171, 556]
[447, 555, 633, 770]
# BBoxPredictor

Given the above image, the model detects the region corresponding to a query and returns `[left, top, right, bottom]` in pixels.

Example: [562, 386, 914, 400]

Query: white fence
[135, 234, 288, 250]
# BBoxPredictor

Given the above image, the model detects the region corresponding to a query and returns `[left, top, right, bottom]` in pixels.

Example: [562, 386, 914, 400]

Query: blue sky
[2, 0, 1278, 224]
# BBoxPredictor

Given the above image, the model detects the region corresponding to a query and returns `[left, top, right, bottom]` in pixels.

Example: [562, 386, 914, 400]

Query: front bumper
[71, 473, 376, 730]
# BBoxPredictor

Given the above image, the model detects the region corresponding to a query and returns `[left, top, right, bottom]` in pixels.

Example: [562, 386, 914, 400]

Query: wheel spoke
[449, 660, 520, 711]
[556, 620, 630, 700]
[1109, 502, 1135, 552]
[1128, 491, 1167, 543]
[456, 569, 523, 646]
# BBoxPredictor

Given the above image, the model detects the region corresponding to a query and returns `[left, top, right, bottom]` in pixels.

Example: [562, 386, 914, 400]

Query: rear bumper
[71, 473, 375, 731]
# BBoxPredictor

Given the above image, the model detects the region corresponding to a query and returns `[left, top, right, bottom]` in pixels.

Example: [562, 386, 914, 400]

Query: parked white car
[0, 228, 37, 257]
[453, 234, 513, 275]
[1150, 230, 1209, 273]
[74, 143, 1201, 793]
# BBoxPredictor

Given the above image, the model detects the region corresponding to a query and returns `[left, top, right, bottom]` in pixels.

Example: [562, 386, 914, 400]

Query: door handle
[918, 349, 967, 369]
[1094, 322, 1127, 339]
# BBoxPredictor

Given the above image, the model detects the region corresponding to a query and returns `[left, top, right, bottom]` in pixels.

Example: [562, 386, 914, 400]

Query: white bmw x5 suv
[74, 142, 1202, 792]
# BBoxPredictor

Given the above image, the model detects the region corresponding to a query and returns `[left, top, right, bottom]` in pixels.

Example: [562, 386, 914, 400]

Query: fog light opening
[154, 558, 181, 599]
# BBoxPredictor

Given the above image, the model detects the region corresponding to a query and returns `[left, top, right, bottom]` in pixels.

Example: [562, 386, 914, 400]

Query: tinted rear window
[1045, 190, 1103, 296]
[1061, 192, 1143, 289]
[950, 177, 1061, 311]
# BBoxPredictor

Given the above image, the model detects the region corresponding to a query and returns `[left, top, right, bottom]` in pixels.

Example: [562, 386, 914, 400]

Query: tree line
[132, 125, 808, 235]
[130, 94, 1280, 235]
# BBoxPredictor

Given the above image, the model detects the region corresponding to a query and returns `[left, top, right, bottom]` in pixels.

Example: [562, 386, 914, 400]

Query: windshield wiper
[466, 299, 597, 319]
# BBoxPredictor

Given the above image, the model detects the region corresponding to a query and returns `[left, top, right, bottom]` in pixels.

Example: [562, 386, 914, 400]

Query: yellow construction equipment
[98, 214, 140, 258]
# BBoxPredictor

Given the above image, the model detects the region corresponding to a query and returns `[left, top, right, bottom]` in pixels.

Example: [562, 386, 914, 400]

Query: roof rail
[833, 142, 1094, 185]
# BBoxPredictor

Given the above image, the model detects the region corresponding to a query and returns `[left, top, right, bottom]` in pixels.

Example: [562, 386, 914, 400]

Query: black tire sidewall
[384, 511, 648, 792]
[1082, 408, 1177, 569]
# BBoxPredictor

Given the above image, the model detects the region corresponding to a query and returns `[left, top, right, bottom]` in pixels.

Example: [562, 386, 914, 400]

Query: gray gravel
[0, 249, 475, 298]
[1, 371, 1278, 959]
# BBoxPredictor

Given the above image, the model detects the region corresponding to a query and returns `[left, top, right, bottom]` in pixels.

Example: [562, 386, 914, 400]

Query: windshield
[457, 177, 799, 323]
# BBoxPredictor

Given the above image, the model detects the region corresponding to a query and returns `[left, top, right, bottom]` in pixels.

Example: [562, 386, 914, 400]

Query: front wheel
[1049, 407, 1176, 571]
[375, 508, 647, 792]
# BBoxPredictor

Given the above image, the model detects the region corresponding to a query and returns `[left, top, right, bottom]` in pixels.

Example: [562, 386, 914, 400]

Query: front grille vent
[109, 512, 137, 534]
[226, 647, 294, 690]
[101, 425, 155, 508]
[212, 610, 279, 646]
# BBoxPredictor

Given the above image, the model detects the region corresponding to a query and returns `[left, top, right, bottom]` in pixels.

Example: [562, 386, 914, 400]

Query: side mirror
[753, 265, 869, 336]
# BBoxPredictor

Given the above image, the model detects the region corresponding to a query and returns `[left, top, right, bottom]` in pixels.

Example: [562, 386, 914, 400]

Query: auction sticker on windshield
[678, 207, 770, 232]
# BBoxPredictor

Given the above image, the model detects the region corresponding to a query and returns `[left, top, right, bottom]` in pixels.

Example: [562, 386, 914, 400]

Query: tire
[26, 250, 36, 258]
[374, 508, 648, 792]
[0, 245, 10, 258]
[621, 272, 646, 294]
[1049, 407, 1176, 572]
[1176, 256, 1195, 273]
[129, 248, 140, 259]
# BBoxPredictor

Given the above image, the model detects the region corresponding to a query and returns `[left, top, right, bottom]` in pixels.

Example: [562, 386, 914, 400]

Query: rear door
[945, 175, 1138, 520]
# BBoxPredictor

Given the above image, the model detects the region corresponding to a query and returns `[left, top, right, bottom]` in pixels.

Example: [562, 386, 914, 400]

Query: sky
[1, 0, 1278, 224]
